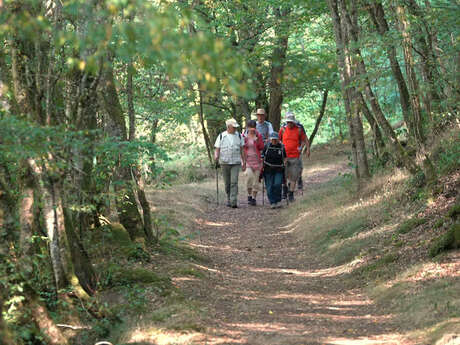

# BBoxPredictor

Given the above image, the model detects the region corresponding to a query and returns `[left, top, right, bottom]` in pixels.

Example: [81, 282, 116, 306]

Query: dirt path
[172, 156, 412, 345]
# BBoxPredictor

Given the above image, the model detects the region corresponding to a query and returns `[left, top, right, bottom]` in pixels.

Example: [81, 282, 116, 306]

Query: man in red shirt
[279, 112, 310, 202]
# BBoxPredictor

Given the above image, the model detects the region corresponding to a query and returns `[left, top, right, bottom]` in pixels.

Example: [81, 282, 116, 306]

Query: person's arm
[301, 132, 310, 157]
[240, 135, 246, 171]
[214, 134, 221, 166]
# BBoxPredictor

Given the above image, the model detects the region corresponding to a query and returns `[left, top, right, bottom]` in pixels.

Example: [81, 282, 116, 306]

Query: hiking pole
[215, 162, 219, 206]
[262, 178, 265, 206]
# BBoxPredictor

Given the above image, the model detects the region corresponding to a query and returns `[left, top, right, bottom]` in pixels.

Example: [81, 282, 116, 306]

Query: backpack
[263, 143, 285, 168]
[279, 124, 303, 142]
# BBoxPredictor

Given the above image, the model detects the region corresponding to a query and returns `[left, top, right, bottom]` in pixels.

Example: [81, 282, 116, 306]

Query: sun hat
[225, 118, 240, 128]
[269, 132, 279, 140]
[284, 111, 296, 123]
[256, 108, 266, 115]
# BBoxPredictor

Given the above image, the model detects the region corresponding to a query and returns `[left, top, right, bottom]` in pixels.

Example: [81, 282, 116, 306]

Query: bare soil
[171, 155, 415, 345]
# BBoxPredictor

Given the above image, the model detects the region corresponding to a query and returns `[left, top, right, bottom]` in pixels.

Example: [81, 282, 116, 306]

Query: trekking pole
[215, 163, 219, 206]
[262, 178, 265, 206]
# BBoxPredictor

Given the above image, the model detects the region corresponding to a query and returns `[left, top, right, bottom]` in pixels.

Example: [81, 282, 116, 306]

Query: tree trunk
[127, 62, 136, 141]
[309, 89, 328, 145]
[327, 0, 361, 179]
[268, 7, 290, 131]
[101, 57, 143, 240]
[340, 0, 419, 175]
[367, 2, 413, 134]
[359, 93, 386, 158]
[197, 85, 213, 165]
[395, 4, 425, 145]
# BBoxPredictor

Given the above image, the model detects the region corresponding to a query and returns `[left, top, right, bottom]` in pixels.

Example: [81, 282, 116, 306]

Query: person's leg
[264, 171, 275, 205]
[251, 168, 260, 203]
[229, 164, 240, 207]
[273, 171, 284, 204]
[246, 167, 254, 202]
[298, 156, 304, 190]
[222, 164, 231, 206]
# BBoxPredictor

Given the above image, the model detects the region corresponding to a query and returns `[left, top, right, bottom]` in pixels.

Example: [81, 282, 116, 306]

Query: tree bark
[340, 0, 418, 175]
[101, 57, 143, 240]
[309, 89, 329, 145]
[197, 85, 213, 165]
[367, 2, 413, 134]
[395, 4, 425, 145]
[268, 7, 290, 131]
[127, 62, 136, 141]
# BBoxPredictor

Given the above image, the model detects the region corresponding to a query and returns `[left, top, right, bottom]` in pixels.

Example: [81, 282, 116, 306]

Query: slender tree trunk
[367, 2, 413, 133]
[268, 7, 290, 131]
[359, 93, 386, 158]
[309, 89, 329, 145]
[127, 62, 136, 141]
[340, 0, 418, 174]
[197, 85, 213, 164]
[396, 4, 425, 145]
[327, 0, 361, 179]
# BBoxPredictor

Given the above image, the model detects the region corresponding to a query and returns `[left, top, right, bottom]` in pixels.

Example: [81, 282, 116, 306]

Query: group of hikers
[214, 108, 310, 209]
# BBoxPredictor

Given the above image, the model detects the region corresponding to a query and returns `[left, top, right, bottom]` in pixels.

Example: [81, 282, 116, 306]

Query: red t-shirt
[279, 126, 306, 158]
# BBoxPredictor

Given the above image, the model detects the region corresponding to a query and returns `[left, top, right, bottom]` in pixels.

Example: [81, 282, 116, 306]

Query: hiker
[255, 108, 274, 143]
[279, 112, 310, 202]
[280, 115, 308, 191]
[214, 118, 246, 208]
[243, 120, 264, 206]
[261, 132, 287, 209]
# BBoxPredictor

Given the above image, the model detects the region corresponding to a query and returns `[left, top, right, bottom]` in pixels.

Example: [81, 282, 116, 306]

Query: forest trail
[168, 150, 414, 345]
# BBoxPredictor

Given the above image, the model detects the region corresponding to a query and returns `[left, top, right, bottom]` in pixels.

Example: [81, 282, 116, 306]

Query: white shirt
[215, 131, 245, 165]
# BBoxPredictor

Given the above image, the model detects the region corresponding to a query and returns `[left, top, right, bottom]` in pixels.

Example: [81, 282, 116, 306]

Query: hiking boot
[298, 176, 303, 190]
[250, 198, 256, 206]
[270, 203, 276, 209]
[288, 191, 294, 202]
[248, 195, 252, 203]
[231, 204, 238, 209]
[226, 200, 231, 207]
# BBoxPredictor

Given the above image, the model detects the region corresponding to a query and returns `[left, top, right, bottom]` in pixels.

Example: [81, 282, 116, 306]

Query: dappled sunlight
[384, 252, 460, 288]
[323, 334, 411, 345]
[244, 257, 365, 278]
[124, 327, 204, 345]
[195, 218, 235, 227]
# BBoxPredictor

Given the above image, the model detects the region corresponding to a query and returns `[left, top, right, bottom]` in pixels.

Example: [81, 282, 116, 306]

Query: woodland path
[172, 154, 413, 345]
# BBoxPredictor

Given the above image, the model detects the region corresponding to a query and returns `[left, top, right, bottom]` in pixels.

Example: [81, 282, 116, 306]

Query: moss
[429, 223, 460, 257]
[397, 217, 427, 234]
[433, 218, 445, 229]
[447, 204, 460, 220]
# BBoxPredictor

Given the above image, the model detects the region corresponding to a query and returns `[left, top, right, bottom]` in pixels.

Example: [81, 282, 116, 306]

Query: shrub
[429, 223, 460, 257]
[397, 217, 427, 234]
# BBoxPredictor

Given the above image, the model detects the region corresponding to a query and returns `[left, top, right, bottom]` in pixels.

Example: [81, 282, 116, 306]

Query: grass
[277, 136, 460, 344]
[396, 217, 428, 234]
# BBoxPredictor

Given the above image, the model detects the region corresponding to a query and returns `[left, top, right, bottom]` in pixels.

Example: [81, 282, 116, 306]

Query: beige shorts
[286, 158, 302, 183]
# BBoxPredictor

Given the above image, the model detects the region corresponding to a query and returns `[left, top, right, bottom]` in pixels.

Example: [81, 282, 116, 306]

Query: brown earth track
[173, 156, 414, 345]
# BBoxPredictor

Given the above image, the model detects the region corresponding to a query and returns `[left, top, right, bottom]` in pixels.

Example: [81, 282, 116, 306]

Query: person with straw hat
[214, 118, 246, 208]
[255, 108, 274, 143]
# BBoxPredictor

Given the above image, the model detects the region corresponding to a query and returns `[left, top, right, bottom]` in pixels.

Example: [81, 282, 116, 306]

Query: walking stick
[215, 163, 219, 206]
[262, 177, 265, 206]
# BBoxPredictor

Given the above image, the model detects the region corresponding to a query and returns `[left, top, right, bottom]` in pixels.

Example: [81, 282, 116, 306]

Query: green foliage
[429, 223, 460, 257]
[325, 216, 369, 240]
[397, 217, 428, 234]
[447, 203, 460, 220]
[99, 263, 171, 290]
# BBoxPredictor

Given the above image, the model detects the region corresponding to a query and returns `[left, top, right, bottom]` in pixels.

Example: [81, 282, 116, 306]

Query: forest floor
[114, 144, 460, 345]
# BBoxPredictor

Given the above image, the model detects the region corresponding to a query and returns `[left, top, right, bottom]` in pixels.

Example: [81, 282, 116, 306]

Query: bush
[448, 203, 460, 220]
[397, 217, 427, 234]
[429, 223, 460, 257]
